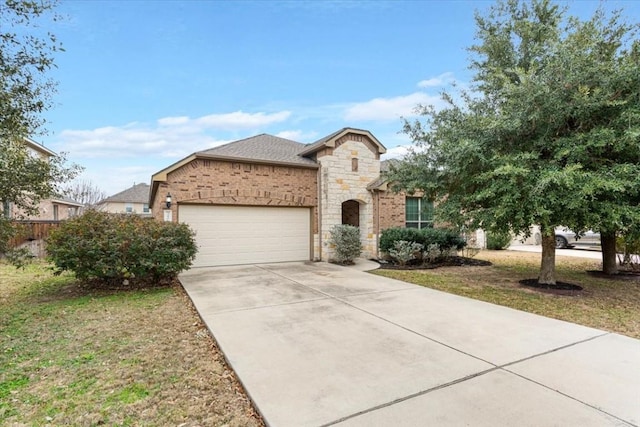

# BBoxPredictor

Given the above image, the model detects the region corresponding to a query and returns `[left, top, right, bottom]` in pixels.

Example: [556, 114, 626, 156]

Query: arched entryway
[341, 200, 360, 227]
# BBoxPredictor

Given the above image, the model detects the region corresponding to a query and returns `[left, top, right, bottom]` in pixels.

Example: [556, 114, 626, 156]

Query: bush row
[46, 210, 197, 284]
[379, 227, 466, 254]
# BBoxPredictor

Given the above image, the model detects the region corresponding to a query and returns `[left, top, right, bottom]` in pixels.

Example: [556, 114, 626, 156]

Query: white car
[555, 228, 601, 249]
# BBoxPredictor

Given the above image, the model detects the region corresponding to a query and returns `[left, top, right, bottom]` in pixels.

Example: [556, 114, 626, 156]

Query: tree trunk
[601, 231, 618, 275]
[538, 229, 557, 285]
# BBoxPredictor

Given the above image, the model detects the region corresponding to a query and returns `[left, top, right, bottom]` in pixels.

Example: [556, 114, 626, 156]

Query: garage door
[179, 205, 311, 267]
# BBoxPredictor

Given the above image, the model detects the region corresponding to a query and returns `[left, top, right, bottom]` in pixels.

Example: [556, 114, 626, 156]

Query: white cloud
[418, 72, 456, 88]
[55, 109, 293, 159]
[344, 92, 442, 121]
[275, 129, 319, 142]
[58, 125, 225, 159]
[381, 144, 411, 160]
[157, 116, 189, 126]
[195, 111, 291, 130]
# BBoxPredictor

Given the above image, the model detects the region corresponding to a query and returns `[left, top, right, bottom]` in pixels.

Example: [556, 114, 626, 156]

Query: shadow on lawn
[25, 274, 177, 305]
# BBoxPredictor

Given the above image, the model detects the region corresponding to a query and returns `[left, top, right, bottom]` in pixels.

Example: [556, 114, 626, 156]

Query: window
[53, 205, 59, 221]
[352, 158, 358, 172]
[143, 203, 150, 213]
[2, 201, 11, 218]
[125, 203, 133, 213]
[405, 197, 434, 229]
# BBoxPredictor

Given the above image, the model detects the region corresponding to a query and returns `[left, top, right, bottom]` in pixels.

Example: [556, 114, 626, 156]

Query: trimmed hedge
[46, 210, 197, 284]
[379, 227, 466, 254]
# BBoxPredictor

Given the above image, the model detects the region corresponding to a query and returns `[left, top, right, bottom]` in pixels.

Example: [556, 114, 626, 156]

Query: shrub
[379, 227, 466, 254]
[617, 231, 640, 271]
[379, 227, 425, 253]
[328, 224, 362, 264]
[389, 240, 423, 266]
[486, 231, 512, 250]
[460, 228, 481, 258]
[421, 227, 467, 252]
[422, 243, 446, 264]
[46, 210, 197, 284]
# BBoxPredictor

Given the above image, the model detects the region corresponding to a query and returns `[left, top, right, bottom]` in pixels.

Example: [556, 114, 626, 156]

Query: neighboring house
[97, 183, 152, 217]
[1, 138, 83, 221]
[150, 128, 434, 268]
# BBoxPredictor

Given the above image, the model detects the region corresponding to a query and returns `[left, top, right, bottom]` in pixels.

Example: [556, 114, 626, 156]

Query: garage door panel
[179, 205, 311, 267]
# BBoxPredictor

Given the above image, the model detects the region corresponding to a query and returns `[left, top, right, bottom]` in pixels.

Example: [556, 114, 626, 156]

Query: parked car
[555, 228, 601, 249]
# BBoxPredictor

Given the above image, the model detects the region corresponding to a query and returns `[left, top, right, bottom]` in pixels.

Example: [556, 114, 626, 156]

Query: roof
[22, 137, 57, 157]
[100, 183, 150, 204]
[51, 197, 84, 207]
[197, 134, 317, 167]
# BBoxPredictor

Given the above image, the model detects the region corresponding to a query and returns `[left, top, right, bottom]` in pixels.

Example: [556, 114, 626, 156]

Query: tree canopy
[1, 0, 62, 141]
[1, 1, 81, 259]
[388, 0, 640, 284]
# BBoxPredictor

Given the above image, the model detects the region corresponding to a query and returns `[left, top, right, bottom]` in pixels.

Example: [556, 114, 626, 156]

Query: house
[97, 183, 152, 216]
[1, 138, 83, 221]
[149, 128, 433, 268]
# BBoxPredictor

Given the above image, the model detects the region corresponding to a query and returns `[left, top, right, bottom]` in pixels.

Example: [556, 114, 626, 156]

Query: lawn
[373, 250, 640, 339]
[0, 261, 263, 426]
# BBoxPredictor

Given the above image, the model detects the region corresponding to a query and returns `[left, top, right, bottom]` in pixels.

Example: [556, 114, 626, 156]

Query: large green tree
[389, 0, 640, 284]
[1, 0, 81, 256]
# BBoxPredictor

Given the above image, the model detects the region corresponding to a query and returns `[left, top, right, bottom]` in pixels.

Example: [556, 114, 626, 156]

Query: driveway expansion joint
[320, 367, 501, 427]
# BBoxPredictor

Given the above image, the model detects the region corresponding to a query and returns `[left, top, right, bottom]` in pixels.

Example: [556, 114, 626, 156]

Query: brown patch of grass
[0, 261, 264, 426]
[373, 250, 640, 338]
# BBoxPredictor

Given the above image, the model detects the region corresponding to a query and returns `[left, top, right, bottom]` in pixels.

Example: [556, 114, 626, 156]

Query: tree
[388, 0, 640, 284]
[63, 180, 107, 211]
[1, 0, 62, 141]
[1, 1, 82, 258]
[0, 140, 82, 252]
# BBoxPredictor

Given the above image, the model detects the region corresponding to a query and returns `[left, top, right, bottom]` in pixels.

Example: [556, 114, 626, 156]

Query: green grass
[373, 250, 640, 338]
[0, 261, 263, 426]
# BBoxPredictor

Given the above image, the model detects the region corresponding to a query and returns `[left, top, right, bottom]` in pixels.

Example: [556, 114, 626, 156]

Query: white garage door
[179, 205, 311, 267]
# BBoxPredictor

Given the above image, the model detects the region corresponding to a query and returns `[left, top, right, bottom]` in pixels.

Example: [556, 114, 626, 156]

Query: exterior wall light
[166, 193, 172, 209]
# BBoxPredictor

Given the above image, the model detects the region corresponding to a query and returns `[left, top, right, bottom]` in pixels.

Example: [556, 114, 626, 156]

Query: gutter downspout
[376, 190, 380, 259]
[317, 162, 322, 261]
[370, 188, 380, 260]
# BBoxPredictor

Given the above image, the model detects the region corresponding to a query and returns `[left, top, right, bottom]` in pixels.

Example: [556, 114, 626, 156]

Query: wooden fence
[8, 220, 61, 257]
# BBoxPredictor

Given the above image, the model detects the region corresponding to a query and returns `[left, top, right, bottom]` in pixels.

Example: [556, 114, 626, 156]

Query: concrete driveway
[179, 262, 639, 427]
[508, 244, 604, 259]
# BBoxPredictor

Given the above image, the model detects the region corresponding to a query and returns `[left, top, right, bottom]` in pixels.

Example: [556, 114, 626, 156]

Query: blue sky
[37, 0, 640, 196]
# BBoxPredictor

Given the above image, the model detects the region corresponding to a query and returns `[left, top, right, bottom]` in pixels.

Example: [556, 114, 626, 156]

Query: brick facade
[152, 159, 318, 232]
[376, 191, 406, 231]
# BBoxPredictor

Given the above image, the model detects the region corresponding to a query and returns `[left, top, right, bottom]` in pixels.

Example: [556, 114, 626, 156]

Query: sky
[32, 0, 640, 197]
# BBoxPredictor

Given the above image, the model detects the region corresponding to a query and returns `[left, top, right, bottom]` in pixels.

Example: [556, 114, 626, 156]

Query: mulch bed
[377, 256, 492, 270]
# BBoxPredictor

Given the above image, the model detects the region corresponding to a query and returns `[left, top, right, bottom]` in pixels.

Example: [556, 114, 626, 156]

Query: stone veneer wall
[318, 135, 380, 260]
[152, 158, 319, 255]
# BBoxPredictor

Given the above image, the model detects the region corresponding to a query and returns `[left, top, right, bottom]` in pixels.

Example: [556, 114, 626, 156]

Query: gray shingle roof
[197, 134, 317, 167]
[101, 183, 150, 203]
[301, 128, 348, 154]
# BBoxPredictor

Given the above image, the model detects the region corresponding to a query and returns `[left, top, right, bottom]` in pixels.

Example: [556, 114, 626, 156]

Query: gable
[299, 128, 386, 159]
